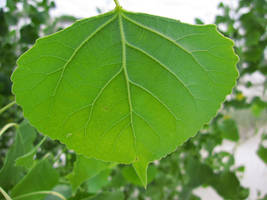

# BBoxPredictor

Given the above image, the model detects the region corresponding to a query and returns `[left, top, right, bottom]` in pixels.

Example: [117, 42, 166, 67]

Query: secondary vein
[52, 14, 117, 97]
[122, 13, 215, 90]
[126, 41, 197, 111]
[84, 68, 123, 136]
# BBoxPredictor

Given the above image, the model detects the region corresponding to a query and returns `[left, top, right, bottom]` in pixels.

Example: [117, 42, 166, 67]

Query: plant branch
[114, 0, 120, 7]
[0, 187, 12, 200]
[13, 191, 66, 200]
[0, 123, 19, 137]
[0, 101, 16, 115]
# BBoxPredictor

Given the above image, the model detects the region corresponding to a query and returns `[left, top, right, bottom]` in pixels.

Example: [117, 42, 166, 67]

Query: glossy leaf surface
[12, 7, 238, 186]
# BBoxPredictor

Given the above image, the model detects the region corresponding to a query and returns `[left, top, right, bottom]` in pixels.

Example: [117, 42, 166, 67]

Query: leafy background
[0, 0, 266, 199]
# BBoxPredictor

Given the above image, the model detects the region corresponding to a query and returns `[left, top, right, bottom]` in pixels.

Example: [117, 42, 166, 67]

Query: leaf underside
[12, 8, 238, 186]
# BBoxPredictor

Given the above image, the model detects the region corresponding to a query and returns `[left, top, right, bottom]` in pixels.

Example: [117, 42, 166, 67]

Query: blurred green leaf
[45, 184, 72, 200]
[210, 171, 249, 199]
[15, 136, 47, 169]
[257, 133, 267, 164]
[122, 165, 157, 186]
[107, 170, 127, 188]
[86, 191, 124, 200]
[86, 169, 111, 193]
[0, 121, 37, 190]
[0, 9, 8, 37]
[194, 18, 204, 25]
[11, 157, 59, 200]
[20, 24, 39, 44]
[185, 158, 214, 188]
[218, 118, 239, 141]
[67, 155, 114, 191]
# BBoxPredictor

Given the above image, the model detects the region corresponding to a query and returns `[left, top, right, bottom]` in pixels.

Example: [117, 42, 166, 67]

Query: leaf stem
[0, 187, 13, 200]
[0, 123, 19, 137]
[0, 101, 16, 115]
[114, 0, 120, 8]
[13, 191, 66, 200]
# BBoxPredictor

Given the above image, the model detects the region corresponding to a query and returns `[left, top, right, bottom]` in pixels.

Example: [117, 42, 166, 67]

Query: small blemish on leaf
[103, 106, 109, 111]
[66, 133, 72, 138]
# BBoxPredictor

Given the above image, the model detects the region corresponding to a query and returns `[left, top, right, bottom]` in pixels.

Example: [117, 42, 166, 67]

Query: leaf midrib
[118, 11, 137, 154]
[50, 10, 193, 145]
[49, 10, 211, 155]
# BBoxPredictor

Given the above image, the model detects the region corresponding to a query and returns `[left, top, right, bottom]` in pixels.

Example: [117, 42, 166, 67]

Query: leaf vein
[175, 33, 206, 42]
[100, 113, 130, 137]
[129, 80, 179, 121]
[133, 110, 161, 140]
[52, 14, 118, 97]
[84, 68, 123, 136]
[118, 13, 137, 155]
[122, 14, 217, 88]
[126, 41, 197, 110]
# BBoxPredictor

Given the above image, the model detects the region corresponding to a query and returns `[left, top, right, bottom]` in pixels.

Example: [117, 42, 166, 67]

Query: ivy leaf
[12, 7, 238, 187]
[67, 155, 114, 191]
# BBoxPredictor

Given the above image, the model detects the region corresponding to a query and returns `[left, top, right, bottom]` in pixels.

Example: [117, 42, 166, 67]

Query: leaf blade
[12, 9, 239, 187]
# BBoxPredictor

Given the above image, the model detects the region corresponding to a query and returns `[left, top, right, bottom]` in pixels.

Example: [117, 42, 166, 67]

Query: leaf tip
[133, 159, 149, 188]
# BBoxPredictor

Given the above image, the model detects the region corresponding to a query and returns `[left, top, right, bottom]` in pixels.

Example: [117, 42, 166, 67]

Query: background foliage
[0, 0, 266, 199]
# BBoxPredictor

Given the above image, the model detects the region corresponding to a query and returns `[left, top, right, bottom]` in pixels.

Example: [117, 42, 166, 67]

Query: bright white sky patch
[53, 0, 237, 24]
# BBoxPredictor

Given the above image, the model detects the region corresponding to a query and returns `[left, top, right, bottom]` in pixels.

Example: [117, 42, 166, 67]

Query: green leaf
[67, 155, 113, 191]
[86, 169, 111, 193]
[257, 145, 267, 164]
[0, 9, 8, 37]
[12, 7, 238, 187]
[15, 136, 46, 169]
[107, 170, 127, 188]
[185, 158, 214, 188]
[210, 171, 249, 199]
[218, 117, 239, 141]
[122, 164, 157, 186]
[0, 121, 37, 190]
[86, 191, 124, 200]
[45, 185, 72, 200]
[19, 24, 39, 44]
[11, 157, 59, 200]
[182, 158, 248, 199]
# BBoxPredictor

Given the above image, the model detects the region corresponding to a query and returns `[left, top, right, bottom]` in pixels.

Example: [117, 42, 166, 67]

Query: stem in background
[0, 101, 16, 115]
[13, 191, 66, 200]
[0, 187, 12, 200]
[114, 0, 120, 8]
[0, 123, 18, 137]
